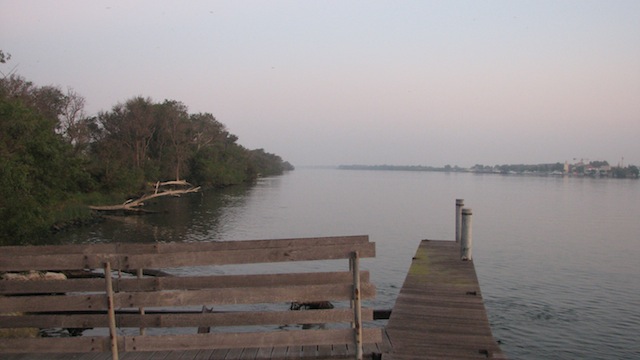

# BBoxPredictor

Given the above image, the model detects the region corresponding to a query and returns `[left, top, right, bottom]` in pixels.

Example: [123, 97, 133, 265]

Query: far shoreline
[338, 162, 639, 179]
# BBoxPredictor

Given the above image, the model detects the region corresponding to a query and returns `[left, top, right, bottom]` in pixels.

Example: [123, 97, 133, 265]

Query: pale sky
[2, 0, 639, 167]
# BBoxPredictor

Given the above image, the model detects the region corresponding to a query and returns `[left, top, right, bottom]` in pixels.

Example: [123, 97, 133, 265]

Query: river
[55, 167, 640, 359]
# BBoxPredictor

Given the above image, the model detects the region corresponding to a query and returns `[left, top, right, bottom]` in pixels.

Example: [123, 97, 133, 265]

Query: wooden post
[460, 208, 473, 260]
[351, 251, 363, 360]
[349, 256, 355, 313]
[455, 199, 464, 243]
[136, 268, 146, 336]
[104, 262, 119, 360]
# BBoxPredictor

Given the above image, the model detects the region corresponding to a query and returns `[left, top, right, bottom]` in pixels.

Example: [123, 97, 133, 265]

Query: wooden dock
[382, 239, 506, 359]
[2, 233, 506, 359]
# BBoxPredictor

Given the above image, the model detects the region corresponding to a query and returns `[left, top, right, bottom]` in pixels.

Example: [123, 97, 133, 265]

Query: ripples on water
[55, 169, 640, 359]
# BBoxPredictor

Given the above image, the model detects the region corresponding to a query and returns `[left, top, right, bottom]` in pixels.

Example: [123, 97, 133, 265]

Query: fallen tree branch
[89, 182, 200, 212]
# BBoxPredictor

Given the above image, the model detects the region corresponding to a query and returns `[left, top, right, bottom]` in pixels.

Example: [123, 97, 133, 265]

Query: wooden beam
[1, 242, 376, 271]
[352, 251, 364, 360]
[0, 337, 113, 353]
[0, 271, 370, 295]
[1, 309, 376, 329]
[122, 328, 382, 352]
[104, 262, 119, 360]
[0, 235, 369, 256]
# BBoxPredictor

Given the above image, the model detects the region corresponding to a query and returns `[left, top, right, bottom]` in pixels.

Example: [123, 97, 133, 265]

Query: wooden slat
[122, 242, 376, 269]
[1, 309, 376, 329]
[122, 328, 382, 352]
[1, 253, 118, 272]
[166, 307, 374, 327]
[0, 336, 114, 353]
[1, 242, 375, 271]
[0, 243, 119, 256]
[111, 283, 376, 309]
[0, 283, 376, 312]
[0, 277, 106, 294]
[116, 271, 369, 292]
[0, 235, 369, 256]
[0, 271, 370, 295]
[150, 235, 370, 253]
[0, 293, 108, 312]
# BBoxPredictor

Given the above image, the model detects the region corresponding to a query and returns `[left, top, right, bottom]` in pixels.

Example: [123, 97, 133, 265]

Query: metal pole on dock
[460, 208, 473, 260]
[455, 199, 464, 243]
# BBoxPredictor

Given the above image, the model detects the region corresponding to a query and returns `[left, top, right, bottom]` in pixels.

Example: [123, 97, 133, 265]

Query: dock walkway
[382, 239, 505, 359]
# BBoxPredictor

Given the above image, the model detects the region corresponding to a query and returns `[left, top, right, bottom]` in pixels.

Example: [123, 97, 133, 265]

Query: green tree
[0, 82, 88, 244]
[153, 100, 192, 181]
[90, 97, 157, 191]
[247, 149, 293, 177]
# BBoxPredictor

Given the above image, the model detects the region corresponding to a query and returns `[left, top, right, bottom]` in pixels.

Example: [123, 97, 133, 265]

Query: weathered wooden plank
[162, 235, 369, 252]
[0, 336, 114, 353]
[329, 343, 349, 357]
[1, 242, 375, 271]
[315, 344, 332, 358]
[0, 292, 108, 312]
[114, 283, 376, 308]
[0, 253, 120, 272]
[119, 242, 375, 270]
[0, 235, 369, 256]
[0, 243, 119, 256]
[255, 345, 274, 359]
[283, 345, 302, 359]
[210, 348, 231, 359]
[116, 271, 368, 292]
[299, 345, 317, 359]
[268, 346, 288, 359]
[192, 349, 215, 360]
[0, 313, 102, 329]
[0, 282, 375, 313]
[0, 277, 106, 294]
[0, 271, 370, 295]
[122, 328, 382, 351]
[389, 303, 493, 321]
[237, 346, 259, 360]
[388, 318, 494, 334]
[111, 283, 375, 309]
[395, 287, 483, 299]
[1, 309, 375, 329]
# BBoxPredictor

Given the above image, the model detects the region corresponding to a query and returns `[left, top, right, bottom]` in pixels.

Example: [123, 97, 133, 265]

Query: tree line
[0, 71, 293, 244]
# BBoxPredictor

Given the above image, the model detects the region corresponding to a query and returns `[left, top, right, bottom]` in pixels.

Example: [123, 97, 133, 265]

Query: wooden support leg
[136, 268, 146, 335]
[351, 251, 363, 360]
[104, 262, 119, 360]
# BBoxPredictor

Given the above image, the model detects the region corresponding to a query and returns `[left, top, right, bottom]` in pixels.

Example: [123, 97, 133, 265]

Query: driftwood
[89, 180, 200, 212]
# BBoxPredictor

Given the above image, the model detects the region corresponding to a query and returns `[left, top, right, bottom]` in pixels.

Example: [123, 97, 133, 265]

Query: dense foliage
[0, 74, 293, 244]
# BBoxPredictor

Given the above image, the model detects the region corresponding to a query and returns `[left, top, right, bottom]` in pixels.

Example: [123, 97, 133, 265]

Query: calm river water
[56, 168, 640, 359]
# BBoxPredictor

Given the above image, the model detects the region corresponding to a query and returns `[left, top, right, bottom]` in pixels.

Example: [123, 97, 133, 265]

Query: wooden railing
[0, 236, 381, 360]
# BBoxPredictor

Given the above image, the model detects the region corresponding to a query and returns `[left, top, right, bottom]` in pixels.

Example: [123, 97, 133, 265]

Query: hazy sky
[2, 1, 639, 167]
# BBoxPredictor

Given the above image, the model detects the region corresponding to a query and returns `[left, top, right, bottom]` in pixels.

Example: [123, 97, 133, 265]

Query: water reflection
[55, 183, 254, 244]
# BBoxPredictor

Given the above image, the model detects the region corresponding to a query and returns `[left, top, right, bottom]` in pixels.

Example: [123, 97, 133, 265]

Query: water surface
[57, 168, 640, 359]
